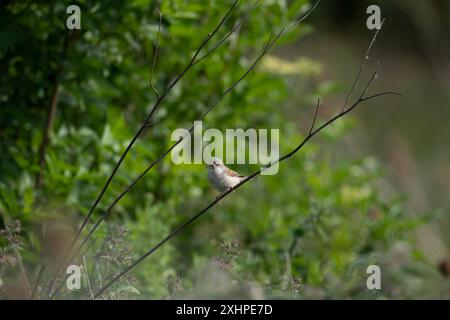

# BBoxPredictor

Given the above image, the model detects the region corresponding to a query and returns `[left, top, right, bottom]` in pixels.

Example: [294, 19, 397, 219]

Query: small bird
[207, 157, 246, 196]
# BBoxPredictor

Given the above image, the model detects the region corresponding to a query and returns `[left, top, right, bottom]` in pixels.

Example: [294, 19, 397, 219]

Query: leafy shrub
[0, 0, 444, 299]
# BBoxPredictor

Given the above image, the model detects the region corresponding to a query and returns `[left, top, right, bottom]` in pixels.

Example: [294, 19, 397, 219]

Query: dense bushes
[0, 0, 442, 299]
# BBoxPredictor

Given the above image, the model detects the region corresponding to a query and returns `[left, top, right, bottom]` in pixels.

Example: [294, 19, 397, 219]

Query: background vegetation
[0, 0, 448, 299]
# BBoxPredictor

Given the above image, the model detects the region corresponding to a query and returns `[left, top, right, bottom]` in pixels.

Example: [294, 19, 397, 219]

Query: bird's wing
[225, 166, 245, 178]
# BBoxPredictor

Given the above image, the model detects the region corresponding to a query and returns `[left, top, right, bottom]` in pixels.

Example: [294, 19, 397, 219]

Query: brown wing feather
[224, 166, 245, 178]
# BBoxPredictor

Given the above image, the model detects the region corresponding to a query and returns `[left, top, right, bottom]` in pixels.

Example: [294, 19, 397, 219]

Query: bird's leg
[216, 187, 234, 204]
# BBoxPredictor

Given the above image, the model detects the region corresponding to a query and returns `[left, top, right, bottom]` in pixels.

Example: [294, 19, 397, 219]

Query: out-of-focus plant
[0, 0, 446, 299]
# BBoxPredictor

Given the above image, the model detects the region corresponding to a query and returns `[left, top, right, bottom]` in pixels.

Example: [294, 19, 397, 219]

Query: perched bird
[207, 157, 246, 196]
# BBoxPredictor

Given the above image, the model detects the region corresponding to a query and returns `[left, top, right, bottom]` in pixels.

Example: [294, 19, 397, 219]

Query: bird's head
[206, 157, 224, 171]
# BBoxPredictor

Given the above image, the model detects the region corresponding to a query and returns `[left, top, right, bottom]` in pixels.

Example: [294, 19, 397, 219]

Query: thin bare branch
[193, 0, 262, 65]
[143, 0, 239, 123]
[309, 98, 320, 136]
[361, 91, 403, 101]
[359, 61, 380, 100]
[150, 9, 162, 100]
[341, 18, 385, 113]
[283, 0, 321, 36]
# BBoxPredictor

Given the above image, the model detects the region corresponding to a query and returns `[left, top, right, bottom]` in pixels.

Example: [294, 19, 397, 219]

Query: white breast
[208, 168, 229, 192]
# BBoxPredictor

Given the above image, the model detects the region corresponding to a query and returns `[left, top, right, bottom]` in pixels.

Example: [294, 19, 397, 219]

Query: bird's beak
[206, 164, 213, 168]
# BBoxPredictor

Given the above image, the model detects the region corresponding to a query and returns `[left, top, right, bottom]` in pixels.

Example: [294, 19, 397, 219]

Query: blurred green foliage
[0, 0, 446, 299]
